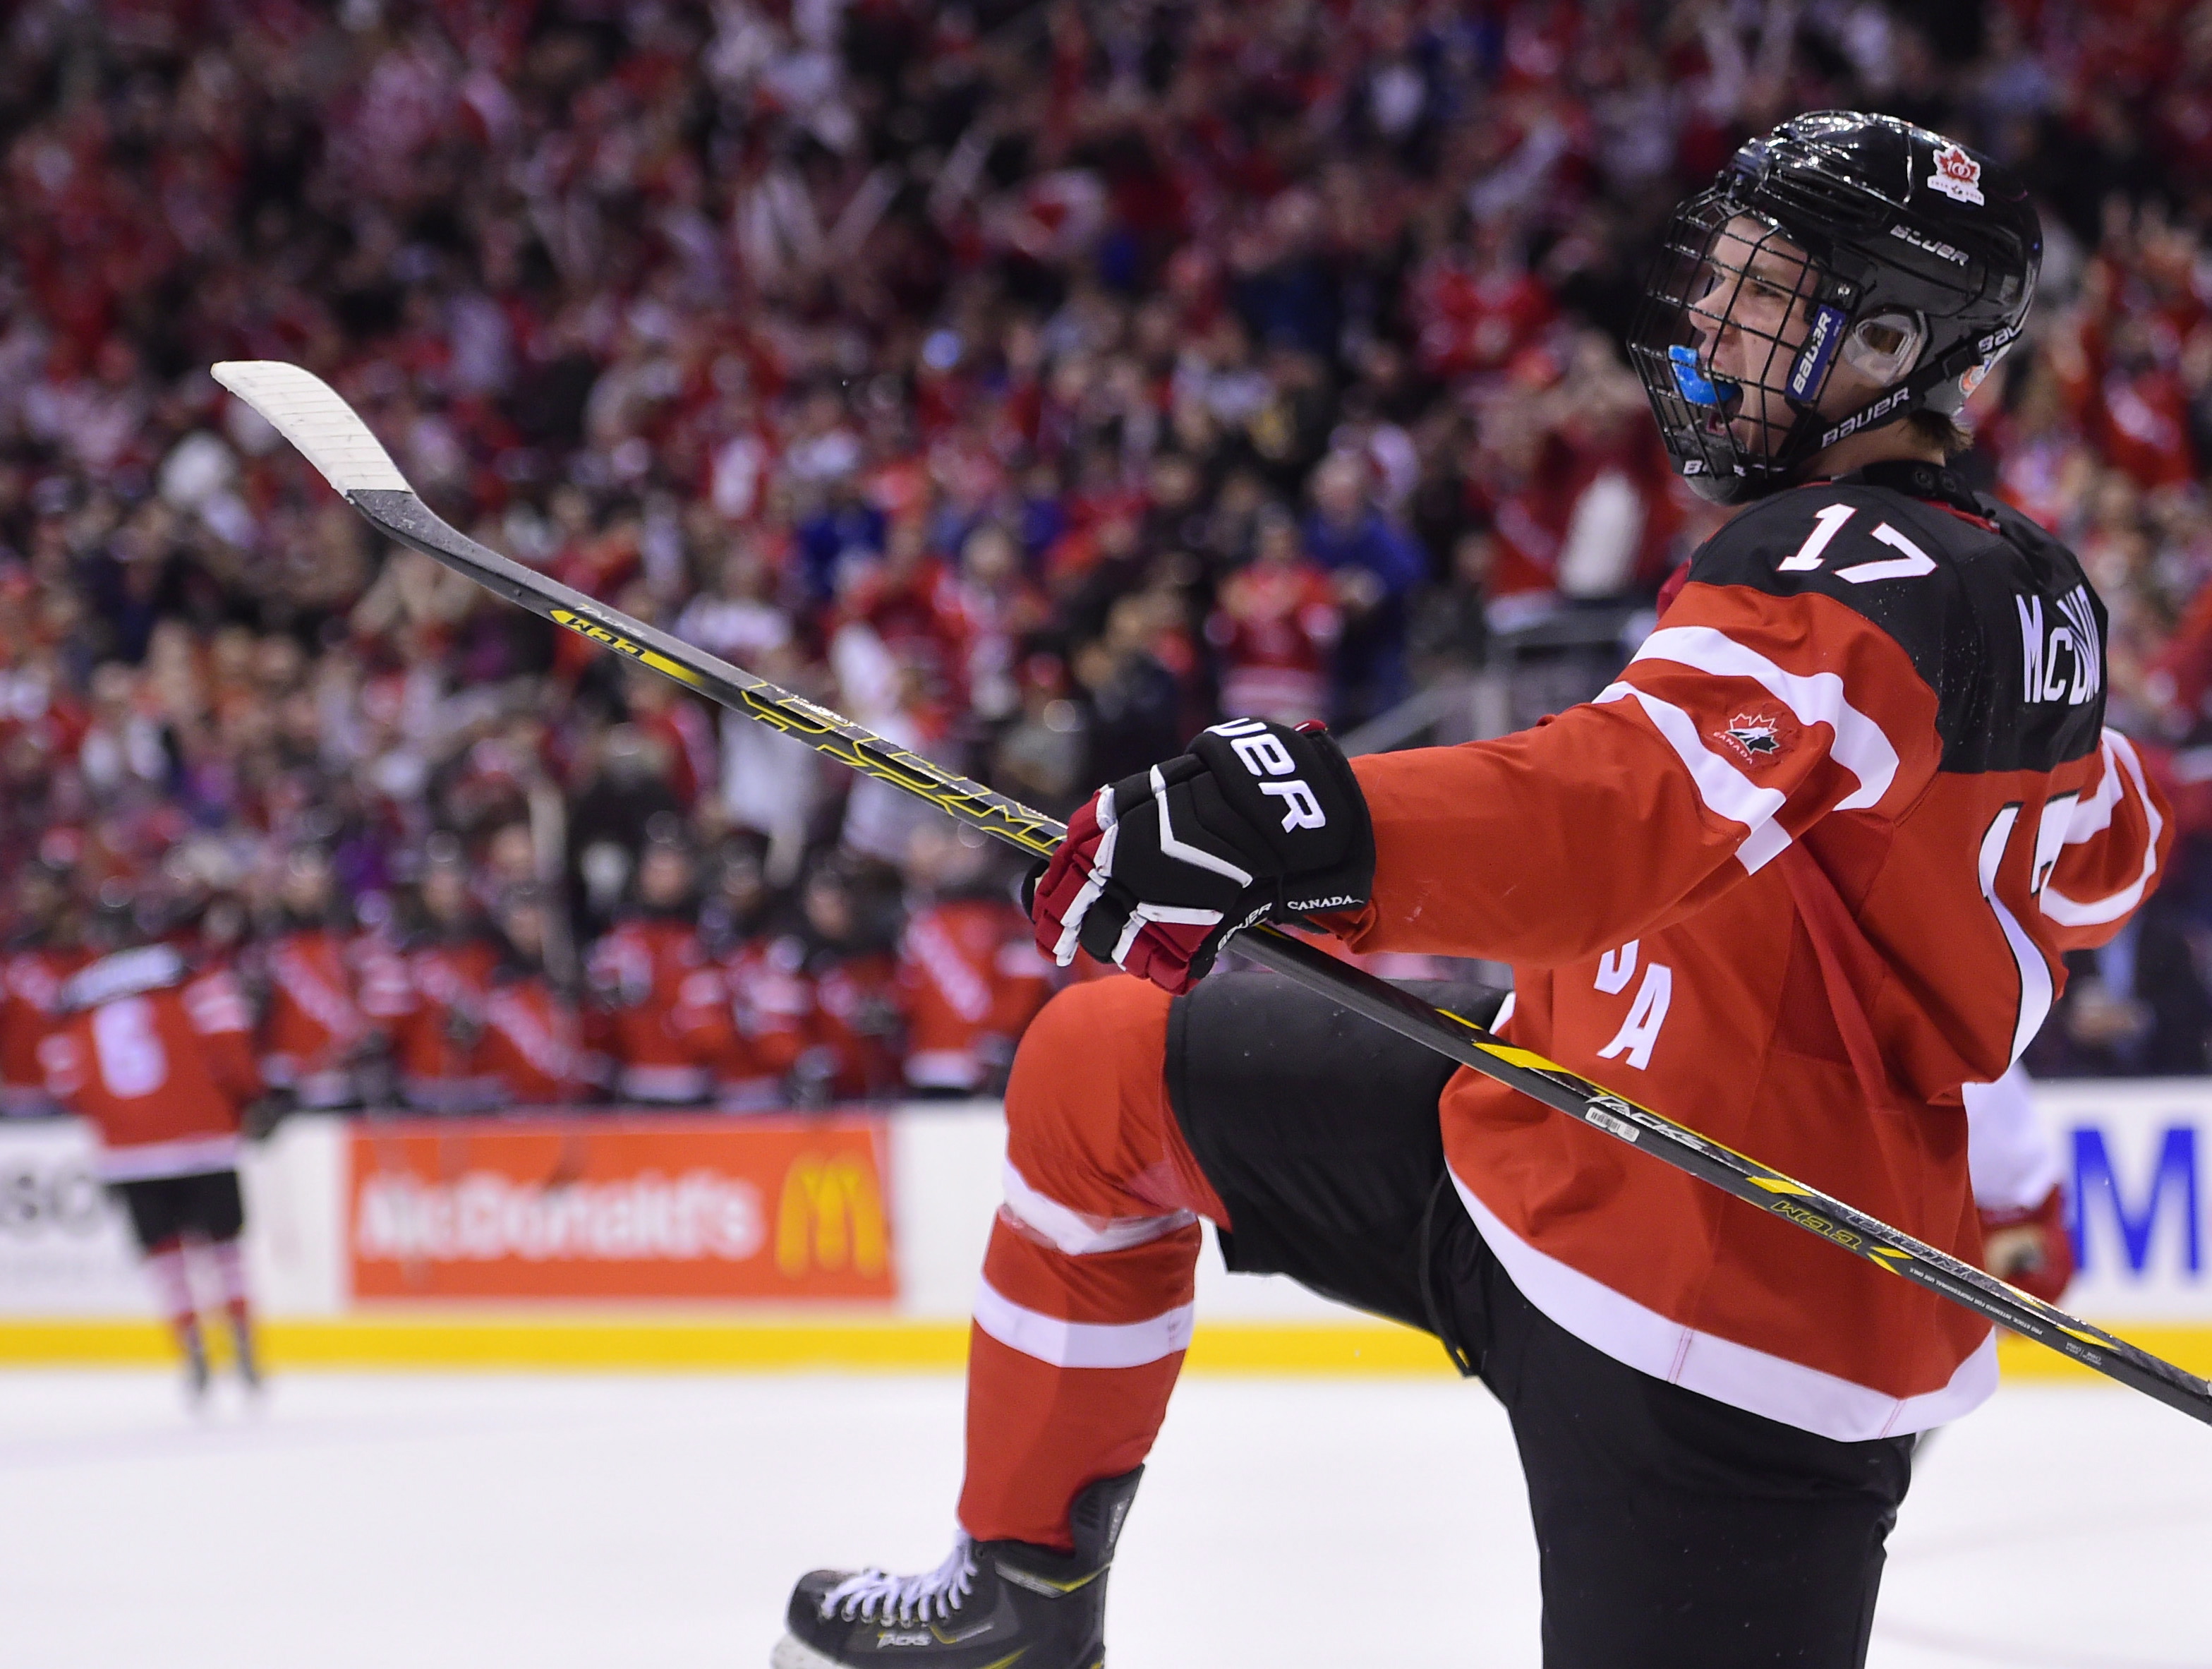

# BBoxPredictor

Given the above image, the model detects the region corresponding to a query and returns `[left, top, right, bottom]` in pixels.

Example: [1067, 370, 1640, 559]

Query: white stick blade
[210, 361, 410, 496]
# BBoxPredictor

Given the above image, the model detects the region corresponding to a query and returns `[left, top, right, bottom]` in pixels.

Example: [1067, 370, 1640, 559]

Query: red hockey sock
[956, 977, 1226, 1552]
[143, 1239, 201, 1353]
[207, 1236, 253, 1330]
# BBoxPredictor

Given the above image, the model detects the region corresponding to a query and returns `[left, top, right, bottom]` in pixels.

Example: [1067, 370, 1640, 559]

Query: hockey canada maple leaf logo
[1719, 712, 1787, 764]
[1928, 143, 1985, 206]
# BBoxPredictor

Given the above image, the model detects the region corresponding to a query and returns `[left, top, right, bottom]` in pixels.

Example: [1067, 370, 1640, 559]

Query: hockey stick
[212, 359, 2212, 1428]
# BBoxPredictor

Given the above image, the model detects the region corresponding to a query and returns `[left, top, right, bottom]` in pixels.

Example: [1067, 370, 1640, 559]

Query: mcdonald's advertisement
[346, 1116, 897, 1301]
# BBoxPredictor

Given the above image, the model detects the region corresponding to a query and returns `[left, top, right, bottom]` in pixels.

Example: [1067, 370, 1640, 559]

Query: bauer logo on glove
[1025, 718, 1374, 995]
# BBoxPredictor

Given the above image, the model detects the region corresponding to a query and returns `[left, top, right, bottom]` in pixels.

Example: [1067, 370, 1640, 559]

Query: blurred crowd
[4, 0, 2212, 1105]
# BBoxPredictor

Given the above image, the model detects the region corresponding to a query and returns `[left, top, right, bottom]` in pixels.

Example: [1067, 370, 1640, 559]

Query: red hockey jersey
[40, 947, 262, 1181]
[1, 944, 85, 1115]
[587, 915, 737, 1103]
[256, 927, 377, 1108]
[478, 975, 584, 1106]
[389, 935, 501, 1113]
[720, 934, 812, 1106]
[899, 898, 1054, 1092]
[1341, 465, 2168, 1442]
[805, 949, 905, 1101]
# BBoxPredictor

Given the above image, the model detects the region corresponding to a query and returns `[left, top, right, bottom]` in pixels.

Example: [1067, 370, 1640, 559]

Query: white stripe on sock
[1001, 1161, 1197, 1255]
[972, 1275, 1194, 1368]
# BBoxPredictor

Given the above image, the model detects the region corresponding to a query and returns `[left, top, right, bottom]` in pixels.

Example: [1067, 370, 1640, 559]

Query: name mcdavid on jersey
[2017, 586, 2102, 707]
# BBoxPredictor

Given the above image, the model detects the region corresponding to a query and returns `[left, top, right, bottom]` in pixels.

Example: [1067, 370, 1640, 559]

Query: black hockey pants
[1168, 968, 1914, 1668]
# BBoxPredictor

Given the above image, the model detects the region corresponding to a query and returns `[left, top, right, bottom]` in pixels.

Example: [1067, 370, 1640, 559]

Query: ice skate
[230, 1315, 263, 1394]
[182, 1330, 211, 1406]
[772, 1468, 1140, 1669]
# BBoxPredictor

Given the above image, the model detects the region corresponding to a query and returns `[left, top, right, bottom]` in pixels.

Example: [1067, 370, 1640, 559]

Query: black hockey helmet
[1628, 111, 2041, 505]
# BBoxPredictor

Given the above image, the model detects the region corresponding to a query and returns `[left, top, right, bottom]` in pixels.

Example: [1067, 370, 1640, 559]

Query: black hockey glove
[1027, 718, 1374, 994]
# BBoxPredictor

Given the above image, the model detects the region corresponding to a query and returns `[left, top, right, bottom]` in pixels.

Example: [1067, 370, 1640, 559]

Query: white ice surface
[0, 1371, 2206, 1668]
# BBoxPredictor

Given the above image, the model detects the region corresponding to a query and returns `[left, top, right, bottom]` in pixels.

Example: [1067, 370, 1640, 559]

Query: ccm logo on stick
[550, 607, 641, 654]
[1209, 718, 1329, 831]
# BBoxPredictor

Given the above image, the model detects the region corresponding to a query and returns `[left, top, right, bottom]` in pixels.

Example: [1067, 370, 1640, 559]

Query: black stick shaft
[345, 486, 2212, 1427]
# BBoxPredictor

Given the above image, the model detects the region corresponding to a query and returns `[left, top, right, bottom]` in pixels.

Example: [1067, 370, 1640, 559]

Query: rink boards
[1, 1082, 2208, 1378]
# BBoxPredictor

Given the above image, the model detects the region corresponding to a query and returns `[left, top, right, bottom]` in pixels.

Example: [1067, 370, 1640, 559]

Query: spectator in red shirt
[1413, 218, 1559, 382]
[1206, 504, 1341, 725]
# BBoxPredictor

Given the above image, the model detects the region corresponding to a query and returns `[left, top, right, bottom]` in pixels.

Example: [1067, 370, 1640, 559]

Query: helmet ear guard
[1837, 311, 1927, 387]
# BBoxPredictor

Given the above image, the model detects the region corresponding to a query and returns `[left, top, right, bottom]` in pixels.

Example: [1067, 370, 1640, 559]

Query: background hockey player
[477, 884, 586, 1107]
[250, 843, 392, 1112]
[895, 824, 1053, 1099]
[710, 839, 815, 1109]
[786, 860, 905, 1105]
[387, 837, 502, 1114]
[1, 853, 86, 1119]
[775, 113, 2169, 1669]
[38, 882, 269, 1400]
[584, 817, 738, 1106]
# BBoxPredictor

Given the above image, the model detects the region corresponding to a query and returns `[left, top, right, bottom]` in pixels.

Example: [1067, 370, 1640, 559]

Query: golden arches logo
[775, 1154, 888, 1279]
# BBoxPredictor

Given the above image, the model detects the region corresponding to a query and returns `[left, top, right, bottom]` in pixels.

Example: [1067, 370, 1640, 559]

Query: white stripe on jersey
[1978, 805, 2057, 1066]
[1451, 1169, 2000, 1442]
[2057, 734, 2127, 840]
[1628, 626, 1900, 809]
[2041, 729, 2162, 927]
[98, 1134, 242, 1183]
[1595, 684, 1793, 872]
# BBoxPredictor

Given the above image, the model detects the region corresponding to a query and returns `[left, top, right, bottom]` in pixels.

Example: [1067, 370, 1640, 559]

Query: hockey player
[775, 115, 2168, 1668]
[585, 820, 737, 1105]
[477, 886, 585, 1106]
[896, 824, 1053, 1098]
[39, 885, 267, 1399]
[788, 859, 905, 1104]
[251, 843, 390, 1110]
[387, 838, 501, 1114]
[708, 840, 812, 1109]
[0, 856, 86, 1118]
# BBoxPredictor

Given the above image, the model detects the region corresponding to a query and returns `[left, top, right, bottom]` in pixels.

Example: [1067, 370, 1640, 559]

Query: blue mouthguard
[1669, 344, 1739, 409]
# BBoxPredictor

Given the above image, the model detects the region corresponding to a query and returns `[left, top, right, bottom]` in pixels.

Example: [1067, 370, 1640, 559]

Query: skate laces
[821, 1534, 977, 1624]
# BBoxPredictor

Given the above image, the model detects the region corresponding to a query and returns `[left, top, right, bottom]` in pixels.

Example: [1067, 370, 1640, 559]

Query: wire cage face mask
[1630, 190, 1854, 505]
